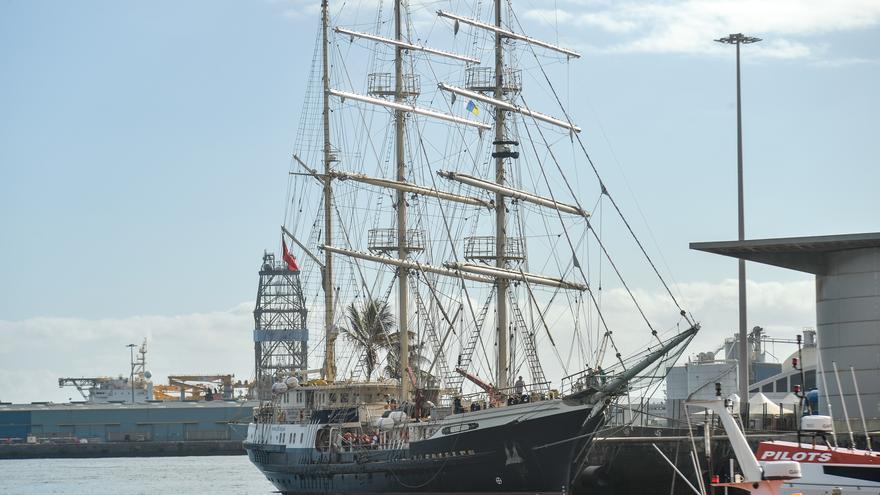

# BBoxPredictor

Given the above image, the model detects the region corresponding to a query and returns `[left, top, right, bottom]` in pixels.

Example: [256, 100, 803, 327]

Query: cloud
[525, 8, 637, 34]
[0, 303, 257, 404]
[811, 57, 879, 68]
[531, 278, 815, 383]
[272, 0, 437, 25]
[0, 278, 815, 404]
[271, 0, 880, 64]
[522, 0, 880, 60]
[266, 0, 320, 21]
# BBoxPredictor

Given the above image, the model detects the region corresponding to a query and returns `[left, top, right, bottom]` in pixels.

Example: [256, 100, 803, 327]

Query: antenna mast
[321, 0, 336, 382]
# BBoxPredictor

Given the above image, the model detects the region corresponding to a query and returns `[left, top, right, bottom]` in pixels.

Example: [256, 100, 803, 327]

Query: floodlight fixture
[715, 33, 762, 45]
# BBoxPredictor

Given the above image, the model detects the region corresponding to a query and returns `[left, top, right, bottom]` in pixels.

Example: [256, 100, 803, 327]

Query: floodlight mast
[715, 33, 761, 421]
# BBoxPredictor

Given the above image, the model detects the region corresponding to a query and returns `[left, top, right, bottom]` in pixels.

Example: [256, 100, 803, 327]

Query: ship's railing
[446, 380, 553, 412]
[493, 381, 553, 401]
[463, 235, 524, 261]
[250, 401, 279, 443]
[367, 228, 425, 253]
[367, 72, 421, 97]
[256, 401, 309, 422]
[451, 391, 492, 411]
[253, 402, 275, 422]
[259, 400, 360, 425]
[319, 424, 412, 455]
[560, 367, 617, 397]
[440, 378, 551, 402]
[276, 406, 311, 424]
[465, 66, 522, 94]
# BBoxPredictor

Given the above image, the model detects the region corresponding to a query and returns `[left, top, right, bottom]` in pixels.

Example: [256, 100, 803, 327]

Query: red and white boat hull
[757, 441, 880, 495]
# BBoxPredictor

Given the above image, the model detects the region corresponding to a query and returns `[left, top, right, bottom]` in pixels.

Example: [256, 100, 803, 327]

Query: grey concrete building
[691, 232, 880, 425]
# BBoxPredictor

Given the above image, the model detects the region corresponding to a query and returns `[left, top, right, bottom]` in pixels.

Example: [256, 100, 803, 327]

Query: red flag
[282, 238, 300, 271]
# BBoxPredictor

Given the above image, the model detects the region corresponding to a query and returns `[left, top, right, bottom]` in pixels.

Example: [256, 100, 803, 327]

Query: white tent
[749, 392, 793, 415]
[728, 393, 741, 409]
[778, 392, 800, 414]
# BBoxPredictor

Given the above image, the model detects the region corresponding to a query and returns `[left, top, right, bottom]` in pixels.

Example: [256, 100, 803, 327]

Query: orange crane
[152, 374, 236, 401]
[454, 368, 503, 404]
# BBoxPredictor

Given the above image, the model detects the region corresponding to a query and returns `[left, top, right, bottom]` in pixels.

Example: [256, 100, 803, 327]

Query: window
[775, 377, 788, 393]
[296, 392, 303, 403]
[790, 373, 803, 388]
[762, 383, 773, 392]
[329, 393, 337, 403]
[341, 393, 349, 403]
[805, 370, 817, 389]
[441, 423, 478, 435]
[823, 466, 880, 482]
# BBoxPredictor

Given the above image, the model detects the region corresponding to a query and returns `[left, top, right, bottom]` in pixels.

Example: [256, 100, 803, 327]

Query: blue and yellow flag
[466, 100, 479, 116]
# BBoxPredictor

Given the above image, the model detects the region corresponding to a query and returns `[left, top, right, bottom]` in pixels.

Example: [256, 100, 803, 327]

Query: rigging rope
[517, 106, 627, 368]
[518, 94, 661, 345]
[506, 6, 694, 331]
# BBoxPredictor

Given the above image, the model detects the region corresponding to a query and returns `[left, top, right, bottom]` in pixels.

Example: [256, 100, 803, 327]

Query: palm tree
[384, 333, 438, 388]
[341, 298, 395, 381]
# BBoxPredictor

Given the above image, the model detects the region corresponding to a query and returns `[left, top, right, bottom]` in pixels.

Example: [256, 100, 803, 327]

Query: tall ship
[244, 0, 699, 493]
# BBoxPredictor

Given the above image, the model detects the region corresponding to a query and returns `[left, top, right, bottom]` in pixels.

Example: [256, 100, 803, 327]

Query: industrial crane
[453, 368, 503, 404]
[152, 374, 236, 401]
[58, 377, 103, 400]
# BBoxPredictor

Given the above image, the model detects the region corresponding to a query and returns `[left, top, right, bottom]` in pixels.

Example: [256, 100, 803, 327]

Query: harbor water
[0, 455, 275, 494]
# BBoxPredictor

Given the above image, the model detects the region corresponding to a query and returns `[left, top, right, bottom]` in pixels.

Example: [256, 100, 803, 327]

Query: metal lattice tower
[253, 252, 309, 400]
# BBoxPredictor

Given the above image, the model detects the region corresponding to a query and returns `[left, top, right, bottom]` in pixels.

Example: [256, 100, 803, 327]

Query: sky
[1, 0, 878, 404]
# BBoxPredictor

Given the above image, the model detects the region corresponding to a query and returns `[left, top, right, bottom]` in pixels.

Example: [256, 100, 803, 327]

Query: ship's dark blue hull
[246, 401, 600, 494]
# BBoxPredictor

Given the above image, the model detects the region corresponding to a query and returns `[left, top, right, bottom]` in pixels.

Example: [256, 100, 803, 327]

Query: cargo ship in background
[0, 339, 257, 458]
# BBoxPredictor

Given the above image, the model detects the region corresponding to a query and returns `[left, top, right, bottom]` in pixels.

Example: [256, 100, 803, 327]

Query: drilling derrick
[253, 252, 308, 400]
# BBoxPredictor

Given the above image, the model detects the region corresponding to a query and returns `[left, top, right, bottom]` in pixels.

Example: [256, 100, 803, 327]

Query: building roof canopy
[690, 232, 880, 274]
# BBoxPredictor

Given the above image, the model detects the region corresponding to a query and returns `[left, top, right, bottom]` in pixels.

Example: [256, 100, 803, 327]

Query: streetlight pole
[715, 33, 761, 420]
[126, 343, 136, 404]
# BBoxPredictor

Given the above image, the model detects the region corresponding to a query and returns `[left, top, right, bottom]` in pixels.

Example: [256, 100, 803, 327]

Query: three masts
[307, 0, 588, 402]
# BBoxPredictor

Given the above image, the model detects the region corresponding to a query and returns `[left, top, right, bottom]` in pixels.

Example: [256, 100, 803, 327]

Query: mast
[321, 0, 336, 382]
[394, 0, 411, 400]
[493, 0, 509, 391]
